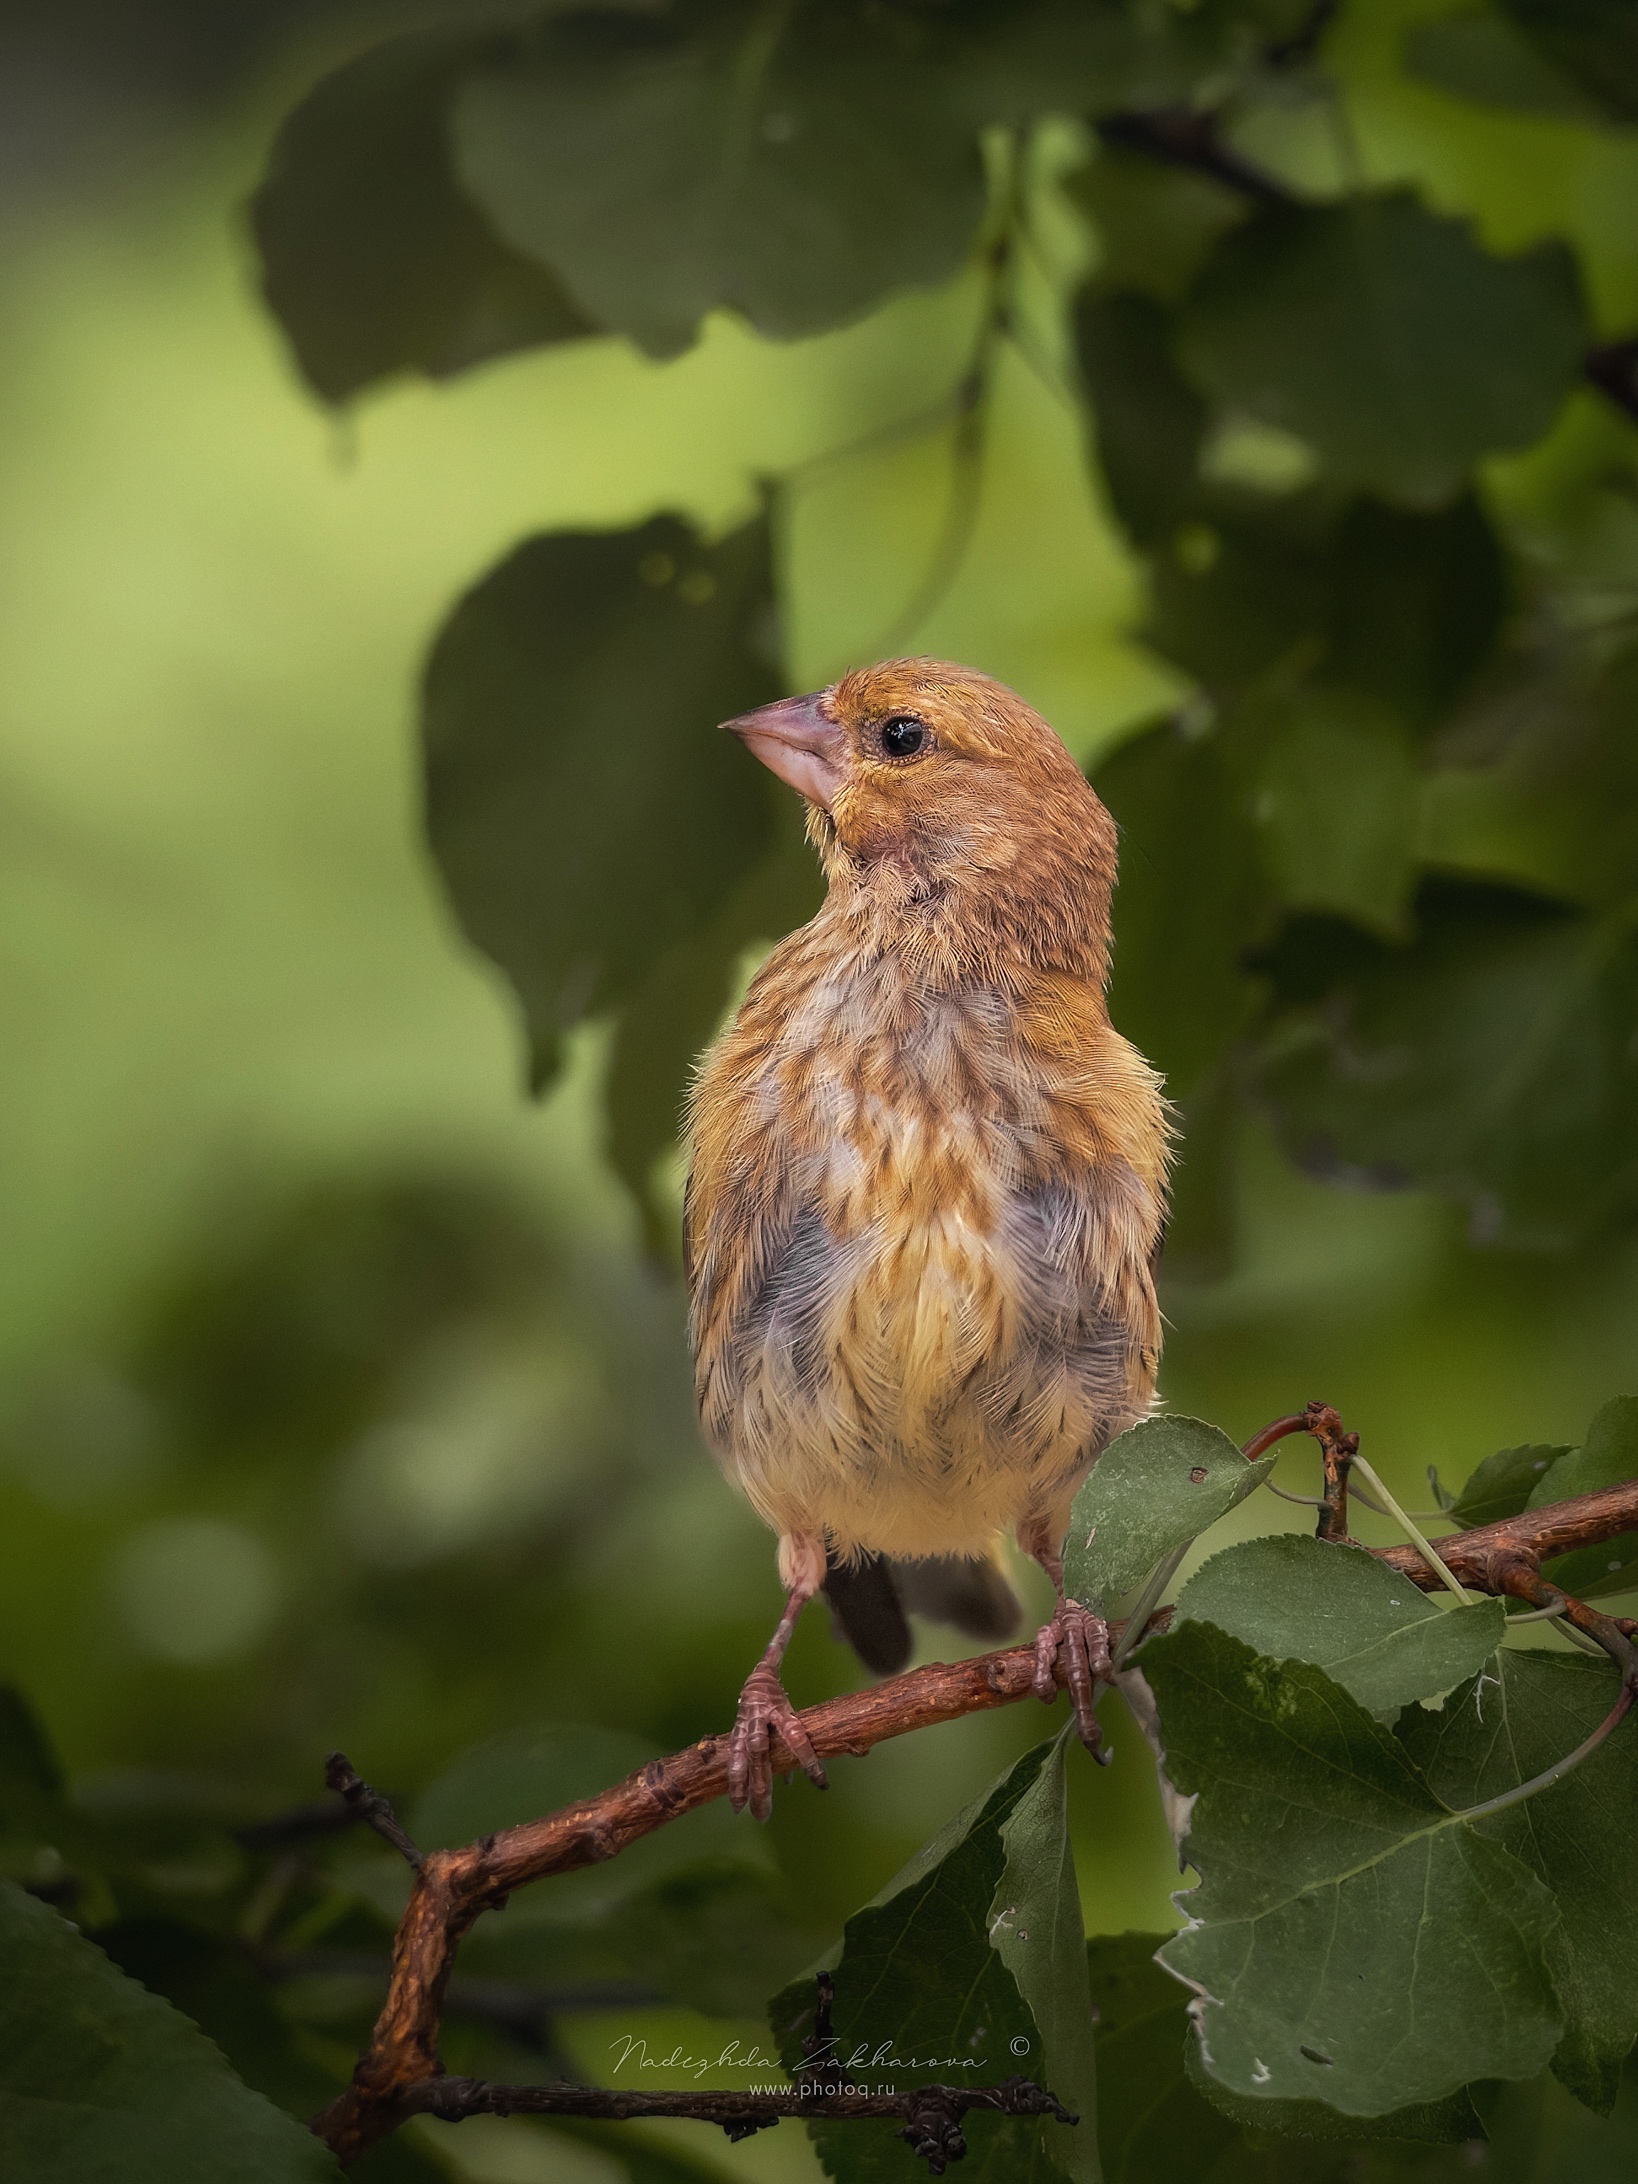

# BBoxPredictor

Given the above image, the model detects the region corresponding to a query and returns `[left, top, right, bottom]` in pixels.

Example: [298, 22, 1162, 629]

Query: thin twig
[324, 1753, 423, 1870]
[312, 1454, 1638, 2165]
[403, 2066, 1077, 2174]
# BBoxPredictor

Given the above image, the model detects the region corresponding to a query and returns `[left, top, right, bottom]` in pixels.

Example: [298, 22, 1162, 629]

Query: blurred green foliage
[4, 0, 1638, 2179]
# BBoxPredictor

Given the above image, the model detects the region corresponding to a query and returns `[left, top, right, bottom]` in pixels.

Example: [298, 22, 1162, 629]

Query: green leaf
[606, 820, 818, 1254]
[1258, 878, 1638, 1249]
[992, 1737, 1099, 2182]
[1182, 2039, 1490, 2155]
[1499, 0, 1638, 125]
[1528, 1395, 1638, 1507]
[1084, 1933, 1237, 2182]
[248, 29, 597, 406]
[0, 1685, 63, 1813]
[1145, 1622, 1563, 2113]
[421, 509, 783, 1093]
[1406, 13, 1602, 121]
[1095, 719, 1267, 1105]
[1531, 1395, 1638, 1600]
[1143, 489, 1507, 726]
[1451, 1443, 1573, 1530]
[1086, 1931, 1489, 2173]
[1062, 1416, 1275, 1612]
[770, 1742, 1082, 2181]
[0, 1880, 341, 2180]
[1075, 292, 1211, 551]
[1178, 190, 1587, 506]
[1071, 147, 1249, 308]
[92, 1916, 338, 2119]
[452, 0, 989, 360]
[1172, 1535, 1507, 1720]
[1401, 1650, 1638, 2115]
[1239, 687, 1418, 937]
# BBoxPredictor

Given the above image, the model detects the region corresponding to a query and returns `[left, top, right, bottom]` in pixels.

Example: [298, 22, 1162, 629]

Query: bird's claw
[1033, 1598, 1112, 1760]
[727, 1662, 828, 1820]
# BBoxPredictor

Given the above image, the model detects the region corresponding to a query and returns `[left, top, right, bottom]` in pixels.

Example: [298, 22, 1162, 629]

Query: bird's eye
[880, 715, 926, 758]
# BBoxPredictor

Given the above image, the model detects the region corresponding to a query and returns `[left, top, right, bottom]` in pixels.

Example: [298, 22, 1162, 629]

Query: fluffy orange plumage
[685, 659, 1170, 1815]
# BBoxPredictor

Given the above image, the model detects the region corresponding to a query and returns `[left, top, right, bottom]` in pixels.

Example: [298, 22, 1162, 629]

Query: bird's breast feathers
[685, 940, 1168, 1560]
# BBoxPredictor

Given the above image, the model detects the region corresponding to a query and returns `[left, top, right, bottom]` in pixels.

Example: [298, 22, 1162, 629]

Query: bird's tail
[822, 1551, 1023, 1676]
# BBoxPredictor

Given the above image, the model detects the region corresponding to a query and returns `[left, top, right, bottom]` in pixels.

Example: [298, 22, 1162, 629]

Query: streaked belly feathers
[686, 932, 1167, 1562]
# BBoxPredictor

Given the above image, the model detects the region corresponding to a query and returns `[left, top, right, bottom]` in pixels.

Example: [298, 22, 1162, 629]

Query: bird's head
[722, 659, 1118, 981]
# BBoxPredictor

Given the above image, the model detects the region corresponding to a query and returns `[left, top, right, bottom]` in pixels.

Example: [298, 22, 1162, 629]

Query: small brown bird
[685, 660, 1169, 1817]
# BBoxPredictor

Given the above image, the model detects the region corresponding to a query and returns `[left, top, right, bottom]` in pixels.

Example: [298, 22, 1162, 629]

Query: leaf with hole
[1145, 1621, 1563, 2113]
[1062, 1416, 1274, 1612]
[1172, 1534, 1506, 1719]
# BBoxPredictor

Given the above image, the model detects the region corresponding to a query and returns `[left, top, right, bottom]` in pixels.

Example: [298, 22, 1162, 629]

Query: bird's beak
[721, 692, 847, 811]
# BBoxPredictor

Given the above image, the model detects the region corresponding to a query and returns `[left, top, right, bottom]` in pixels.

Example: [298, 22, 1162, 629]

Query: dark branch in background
[309, 1407, 1638, 2168]
[1096, 112, 1638, 430]
[324, 1752, 423, 1870]
[1097, 108, 1291, 204]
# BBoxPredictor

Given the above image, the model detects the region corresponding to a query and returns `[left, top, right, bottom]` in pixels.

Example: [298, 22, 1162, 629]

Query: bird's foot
[1033, 1598, 1112, 1761]
[726, 1662, 828, 1820]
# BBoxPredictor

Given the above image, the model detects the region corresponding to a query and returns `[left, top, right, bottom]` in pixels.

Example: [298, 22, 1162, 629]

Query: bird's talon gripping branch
[728, 1661, 827, 1820]
[1032, 1599, 1112, 1758]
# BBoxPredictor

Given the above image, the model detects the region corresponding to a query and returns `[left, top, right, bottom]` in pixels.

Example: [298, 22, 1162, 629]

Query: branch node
[323, 1752, 423, 1870]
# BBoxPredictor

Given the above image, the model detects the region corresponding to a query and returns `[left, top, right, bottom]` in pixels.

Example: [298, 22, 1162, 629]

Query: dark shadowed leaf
[1145, 1622, 1563, 2112]
[770, 1742, 1081, 2181]
[1406, 12, 1602, 120]
[1258, 879, 1638, 1248]
[1178, 191, 1587, 505]
[1063, 1416, 1274, 1611]
[249, 29, 597, 405]
[1084, 1932, 1236, 2182]
[92, 1916, 338, 2119]
[1499, 0, 1638, 123]
[1451, 1443, 1572, 1529]
[422, 509, 783, 1092]
[1085, 1932, 1490, 2177]
[0, 1881, 341, 2180]
[452, 0, 989, 360]
[1400, 1650, 1638, 2115]
[1237, 687, 1418, 937]
[1172, 1534, 1506, 1719]
[1075, 292, 1211, 549]
[1095, 718, 1267, 1101]
[1531, 1396, 1638, 1599]
[606, 819, 819, 1253]
[1071, 148, 1249, 307]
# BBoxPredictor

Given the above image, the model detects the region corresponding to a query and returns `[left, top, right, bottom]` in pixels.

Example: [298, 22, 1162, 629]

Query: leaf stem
[1348, 1454, 1471, 1604]
[1454, 1683, 1634, 1825]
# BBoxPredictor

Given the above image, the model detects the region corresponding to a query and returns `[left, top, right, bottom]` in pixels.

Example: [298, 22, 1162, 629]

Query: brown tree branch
[313, 1431, 1638, 2166]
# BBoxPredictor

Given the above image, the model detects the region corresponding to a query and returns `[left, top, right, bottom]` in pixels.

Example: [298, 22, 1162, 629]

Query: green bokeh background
[2, 5, 1636, 2177]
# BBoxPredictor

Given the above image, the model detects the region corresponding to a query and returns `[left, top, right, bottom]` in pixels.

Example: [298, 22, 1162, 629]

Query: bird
[684, 659, 1170, 1818]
